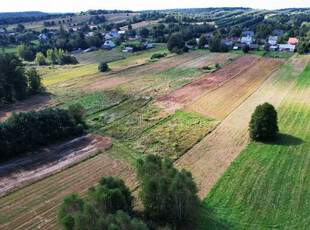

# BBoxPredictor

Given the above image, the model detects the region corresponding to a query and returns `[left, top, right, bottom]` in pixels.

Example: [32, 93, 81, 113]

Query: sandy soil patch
[0, 135, 111, 196]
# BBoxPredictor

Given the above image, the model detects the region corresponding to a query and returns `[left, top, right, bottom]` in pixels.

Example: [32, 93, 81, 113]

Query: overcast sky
[2, 0, 310, 13]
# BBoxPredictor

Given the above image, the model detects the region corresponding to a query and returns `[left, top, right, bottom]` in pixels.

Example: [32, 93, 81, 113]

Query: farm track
[156, 55, 260, 111]
[175, 55, 310, 199]
[0, 145, 138, 229]
[187, 58, 285, 120]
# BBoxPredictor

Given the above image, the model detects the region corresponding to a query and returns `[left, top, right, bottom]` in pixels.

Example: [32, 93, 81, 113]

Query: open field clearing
[188, 58, 285, 120]
[198, 61, 310, 230]
[120, 20, 159, 31]
[0, 143, 139, 229]
[129, 110, 219, 159]
[0, 93, 55, 121]
[156, 55, 259, 111]
[0, 135, 111, 195]
[175, 55, 310, 199]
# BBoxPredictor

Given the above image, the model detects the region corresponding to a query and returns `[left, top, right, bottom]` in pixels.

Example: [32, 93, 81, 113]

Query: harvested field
[188, 58, 285, 120]
[198, 59, 310, 229]
[120, 20, 159, 31]
[0, 144, 138, 230]
[175, 55, 309, 199]
[156, 55, 260, 112]
[181, 53, 240, 68]
[0, 93, 55, 121]
[0, 135, 111, 195]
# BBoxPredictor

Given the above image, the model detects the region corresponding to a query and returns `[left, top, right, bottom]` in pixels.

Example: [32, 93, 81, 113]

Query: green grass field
[198, 62, 310, 230]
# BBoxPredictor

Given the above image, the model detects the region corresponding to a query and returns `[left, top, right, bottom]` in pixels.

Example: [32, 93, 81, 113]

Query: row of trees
[35, 48, 78, 66]
[0, 54, 44, 103]
[58, 154, 200, 229]
[0, 104, 86, 161]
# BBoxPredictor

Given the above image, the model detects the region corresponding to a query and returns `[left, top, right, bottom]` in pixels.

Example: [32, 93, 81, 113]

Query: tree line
[0, 54, 44, 103]
[0, 104, 86, 162]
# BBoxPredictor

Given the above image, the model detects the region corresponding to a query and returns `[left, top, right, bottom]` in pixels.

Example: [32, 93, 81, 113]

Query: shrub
[202, 66, 211, 70]
[35, 52, 47, 65]
[249, 102, 279, 141]
[242, 45, 250, 53]
[150, 53, 167, 59]
[98, 61, 108, 72]
[215, 62, 220, 69]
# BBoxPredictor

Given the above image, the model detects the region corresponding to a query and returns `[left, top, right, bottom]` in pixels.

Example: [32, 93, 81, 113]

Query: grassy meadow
[198, 62, 310, 230]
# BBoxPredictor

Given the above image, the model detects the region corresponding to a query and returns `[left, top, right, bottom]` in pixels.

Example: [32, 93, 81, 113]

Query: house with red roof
[288, 38, 299, 45]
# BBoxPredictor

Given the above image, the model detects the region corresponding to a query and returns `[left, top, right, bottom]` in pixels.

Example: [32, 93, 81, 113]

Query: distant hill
[0, 11, 51, 18]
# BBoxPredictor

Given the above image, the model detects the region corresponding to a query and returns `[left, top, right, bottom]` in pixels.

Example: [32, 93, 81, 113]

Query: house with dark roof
[273, 30, 284, 36]
[101, 44, 112, 50]
[249, 44, 259, 51]
[241, 31, 254, 37]
[233, 43, 246, 50]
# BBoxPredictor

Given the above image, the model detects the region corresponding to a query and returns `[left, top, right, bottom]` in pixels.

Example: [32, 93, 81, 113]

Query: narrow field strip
[0, 144, 138, 229]
[187, 58, 285, 120]
[175, 55, 309, 199]
[198, 61, 310, 229]
[156, 55, 260, 111]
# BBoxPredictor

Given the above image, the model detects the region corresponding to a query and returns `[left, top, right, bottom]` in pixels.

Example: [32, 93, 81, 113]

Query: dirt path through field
[156, 55, 260, 112]
[0, 135, 111, 195]
[0, 93, 55, 121]
[175, 55, 309, 199]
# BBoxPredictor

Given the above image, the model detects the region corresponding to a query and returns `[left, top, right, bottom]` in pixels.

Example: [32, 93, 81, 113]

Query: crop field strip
[155, 55, 260, 111]
[0, 144, 139, 229]
[187, 58, 285, 120]
[175, 55, 310, 199]
[198, 60, 310, 229]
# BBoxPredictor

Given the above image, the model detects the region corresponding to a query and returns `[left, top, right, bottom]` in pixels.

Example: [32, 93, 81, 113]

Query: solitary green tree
[167, 35, 185, 52]
[249, 102, 279, 141]
[98, 61, 108, 72]
[26, 67, 44, 95]
[242, 45, 250, 53]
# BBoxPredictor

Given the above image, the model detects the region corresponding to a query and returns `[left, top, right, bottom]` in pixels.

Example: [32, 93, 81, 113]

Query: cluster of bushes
[58, 154, 200, 229]
[0, 105, 86, 161]
[35, 48, 78, 66]
[58, 176, 148, 230]
[0, 54, 44, 103]
[150, 53, 167, 59]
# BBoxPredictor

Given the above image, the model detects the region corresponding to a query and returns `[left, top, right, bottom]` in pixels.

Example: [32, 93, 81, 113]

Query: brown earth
[187, 58, 286, 120]
[0, 93, 55, 121]
[0, 143, 137, 230]
[155, 55, 260, 112]
[0, 135, 112, 196]
[175, 55, 310, 199]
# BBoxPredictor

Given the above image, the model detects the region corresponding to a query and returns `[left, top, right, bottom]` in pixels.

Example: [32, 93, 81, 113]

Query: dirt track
[175, 55, 310, 199]
[155, 55, 260, 111]
[0, 93, 54, 121]
[0, 135, 111, 196]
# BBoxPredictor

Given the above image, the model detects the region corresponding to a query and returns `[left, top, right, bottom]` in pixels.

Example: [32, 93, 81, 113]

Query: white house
[104, 40, 115, 47]
[38, 34, 48, 40]
[268, 36, 278, 46]
[104, 33, 113, 40]
[241, 35, 253, 45]
[279, 44, 296, 52]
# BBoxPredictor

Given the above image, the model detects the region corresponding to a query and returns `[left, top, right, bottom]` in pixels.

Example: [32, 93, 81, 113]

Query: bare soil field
[155, 55, 260, 111]
[0, 144, 138, 230]
[188, 58, 285, 120]
[0, 135, 111, 195]
[175, 55, 310, 199]
[120, 20, 159, 31]
[0, 93, 55, 121]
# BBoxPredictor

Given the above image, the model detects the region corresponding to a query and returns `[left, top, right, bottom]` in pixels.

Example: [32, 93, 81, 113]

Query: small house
[233, 43, 246, 50]
[269, 45, 279, 51]
[104, 40, 115, 48]
[273, 30, 284, 36]
[135, 35, 142, 39]
[203, 44, 209, 49]
[241, 31, 254, 37]
[229, 37, 240, 42]
[71, 48, 83, 54]
[104, 33, 113, 40]
[38, 34, 48, 40]
[118, 31, 126, 34]
[84, 46, 97, 53]
[101, 44, 112, 50]
[142, 41, 152, 49]
[249, 44, 259, 51]
[85, 32, 94, 37]
[186, 45, 194, 50]
[241, 36, 253, 45]
[279, 44, 295, 52]
[288, 38, 299, 45]
[268, 36, 279, 46]
[122, 47, 133, 53]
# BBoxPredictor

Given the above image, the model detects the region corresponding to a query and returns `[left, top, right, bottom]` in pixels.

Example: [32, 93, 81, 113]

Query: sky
[1, 0, 310, 13]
